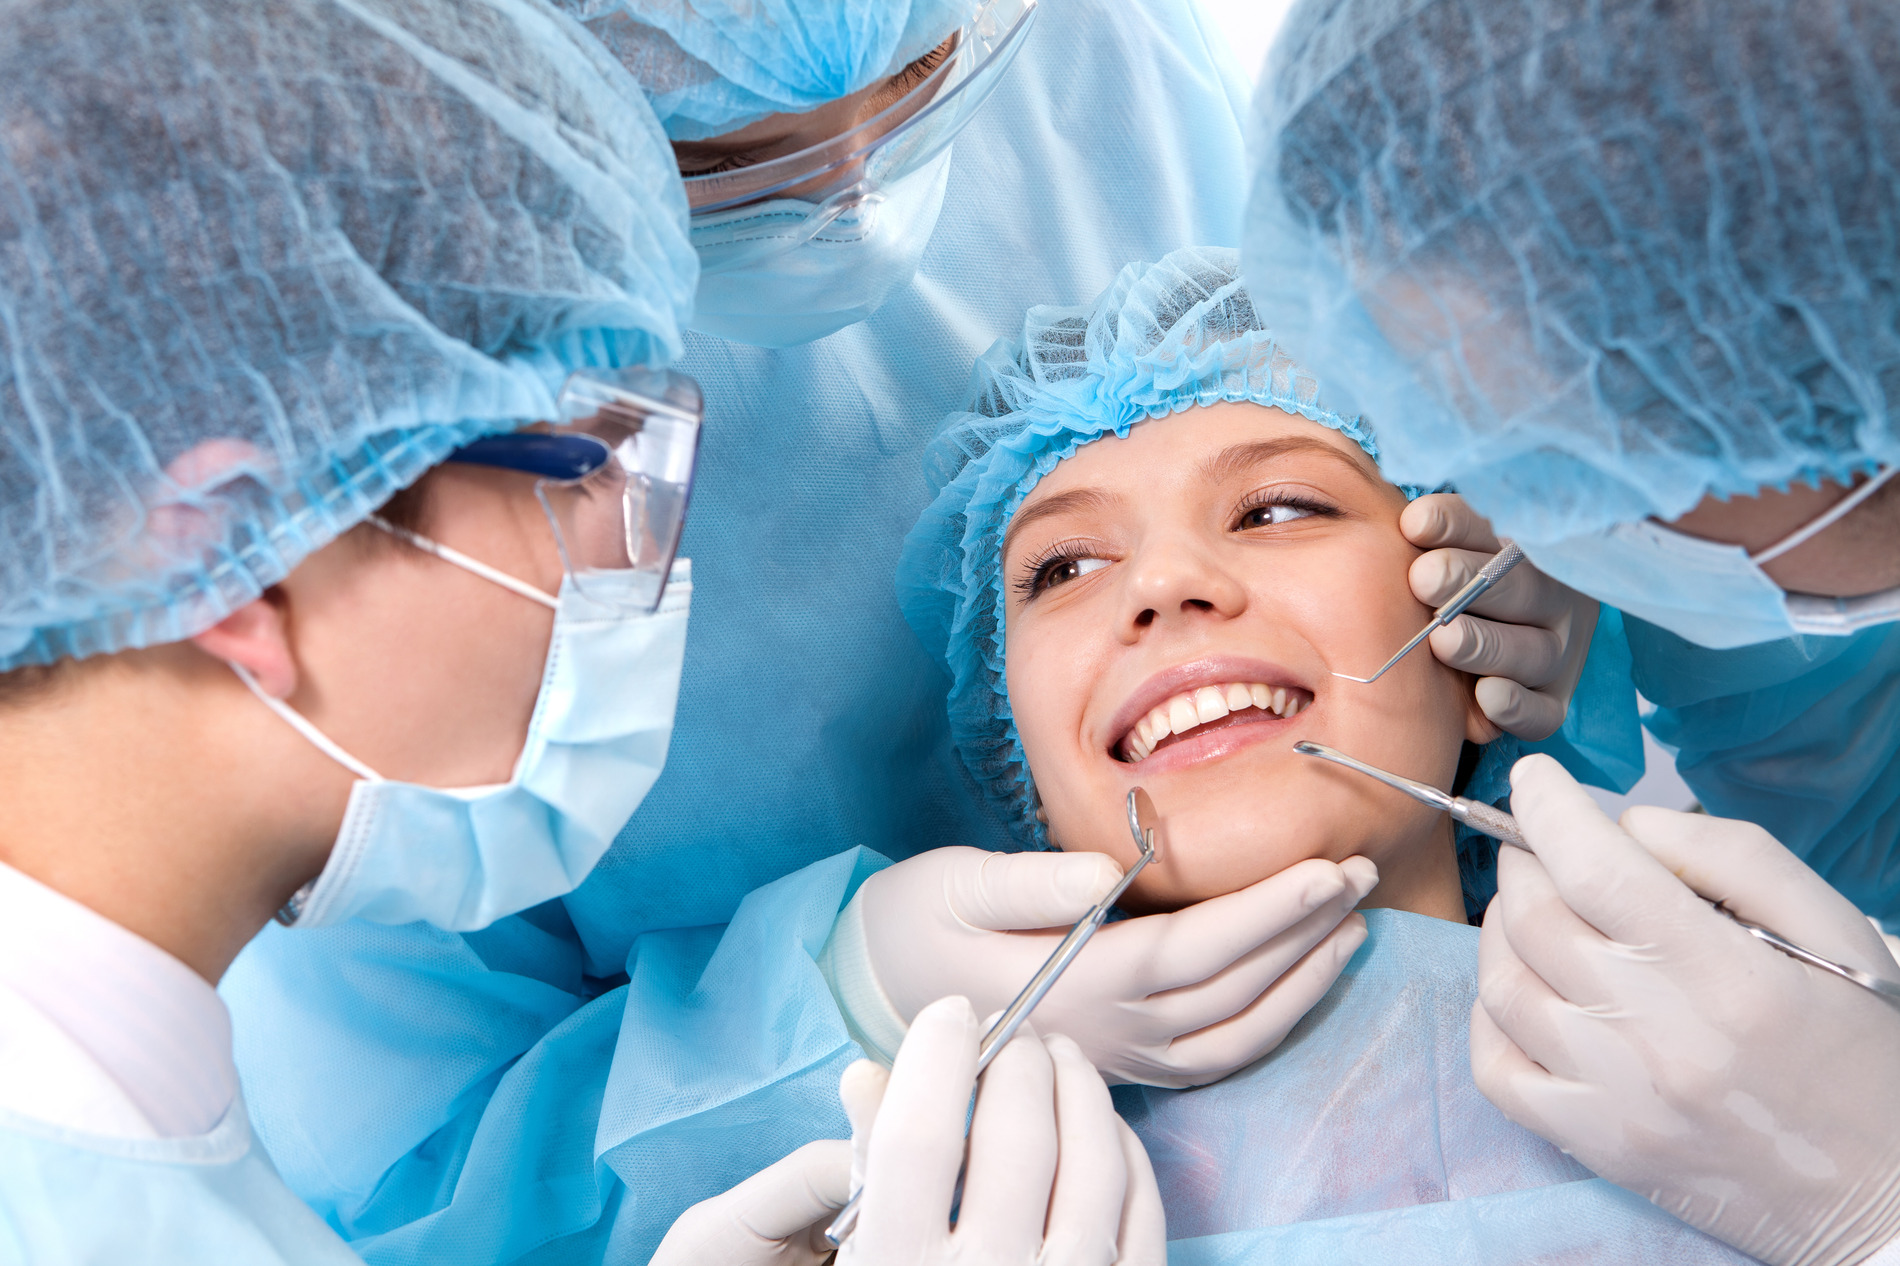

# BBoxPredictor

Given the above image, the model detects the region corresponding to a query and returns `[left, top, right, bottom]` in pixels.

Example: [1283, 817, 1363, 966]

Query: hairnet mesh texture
[896, 246, 1511, 884]
[0, 0, 696, 669]
[1245, 0, 1900, 544]
[556, 0, 977, 140]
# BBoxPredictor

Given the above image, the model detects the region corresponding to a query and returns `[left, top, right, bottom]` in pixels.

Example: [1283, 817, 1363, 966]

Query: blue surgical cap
[897, 247, 1511, 897]
[0, 0, 697, 671]
[1244, 0, 1900, 547]
[561, 0, 977, 140]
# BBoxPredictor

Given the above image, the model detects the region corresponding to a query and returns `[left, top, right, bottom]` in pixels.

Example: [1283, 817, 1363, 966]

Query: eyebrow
[1003, 487, 1122, 557]
[1200, 436, 1386, 489]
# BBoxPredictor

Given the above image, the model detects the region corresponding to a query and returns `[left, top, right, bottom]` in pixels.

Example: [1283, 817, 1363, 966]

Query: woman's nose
[1117, 535, 1248, 641]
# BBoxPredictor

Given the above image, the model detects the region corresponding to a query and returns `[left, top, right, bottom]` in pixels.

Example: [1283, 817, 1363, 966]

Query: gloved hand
[1401, 493, 1598, 742]
[836, 996, 1165, 1265]
[1471, 754, 1900, 1266]
[649, 1139, 850, 1266]
[824, 845, 1377, 1088]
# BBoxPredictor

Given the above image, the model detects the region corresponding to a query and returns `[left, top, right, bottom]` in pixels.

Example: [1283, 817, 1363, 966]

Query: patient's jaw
[1002, 402, 1490, 918]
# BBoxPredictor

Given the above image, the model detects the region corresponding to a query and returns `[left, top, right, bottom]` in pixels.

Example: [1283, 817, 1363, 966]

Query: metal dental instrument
[825, 788, 1162, 1247]
[1334, 542, 1527, 684]
[1293, 740, 1900, 1008]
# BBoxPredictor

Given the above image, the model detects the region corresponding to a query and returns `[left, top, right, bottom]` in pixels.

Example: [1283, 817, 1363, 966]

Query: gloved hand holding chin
[1472, 755, 1900, 1266]
[1400, 494, 1598, 743]
[823, 844, 1378, 1088]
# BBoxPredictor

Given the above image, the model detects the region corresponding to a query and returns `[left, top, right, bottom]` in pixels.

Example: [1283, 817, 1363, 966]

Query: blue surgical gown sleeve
[228, 1, 1255, 1258]
[1626, 617, 1900, 928]
[1519, 607, 1647, 794]
[223, 848, 886, 1264]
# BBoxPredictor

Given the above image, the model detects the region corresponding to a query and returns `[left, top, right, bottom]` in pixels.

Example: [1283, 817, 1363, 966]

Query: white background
[1193, 0, 1699, 815]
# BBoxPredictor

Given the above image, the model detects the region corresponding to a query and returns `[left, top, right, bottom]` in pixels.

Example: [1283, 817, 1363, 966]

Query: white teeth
[1192, 686, 1230, 725]
[1118, 681, 1316, 763]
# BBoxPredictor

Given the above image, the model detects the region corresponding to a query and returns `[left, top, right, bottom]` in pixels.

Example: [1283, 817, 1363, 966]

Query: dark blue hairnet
[0, 0, 696, 669]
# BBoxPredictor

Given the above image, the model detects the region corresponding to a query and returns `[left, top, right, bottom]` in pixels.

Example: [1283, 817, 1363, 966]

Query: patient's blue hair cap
[896, 246, 1515, 860]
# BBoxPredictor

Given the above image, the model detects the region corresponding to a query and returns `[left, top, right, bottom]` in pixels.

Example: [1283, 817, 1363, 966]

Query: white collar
[0, 861, 236, 1137]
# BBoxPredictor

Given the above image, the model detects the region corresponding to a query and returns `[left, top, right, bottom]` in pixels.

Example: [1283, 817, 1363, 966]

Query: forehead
[1019, 401, 1385, 507]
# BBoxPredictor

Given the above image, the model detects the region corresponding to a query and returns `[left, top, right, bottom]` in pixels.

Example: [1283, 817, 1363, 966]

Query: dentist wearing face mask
[226, 1, 1573, 1261]
[0, 4, 1160, 1263]
[1244, 0, 1900, 1263]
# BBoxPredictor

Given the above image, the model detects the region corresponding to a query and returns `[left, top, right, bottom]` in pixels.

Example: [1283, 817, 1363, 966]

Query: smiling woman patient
[895, 248, 1759, 1263]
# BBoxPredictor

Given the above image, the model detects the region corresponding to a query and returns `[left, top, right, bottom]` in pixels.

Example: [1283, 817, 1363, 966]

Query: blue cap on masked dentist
[568, 0, 1040, 346]
[1241, 0, 1900, 650]
[0, 0, 704, 935]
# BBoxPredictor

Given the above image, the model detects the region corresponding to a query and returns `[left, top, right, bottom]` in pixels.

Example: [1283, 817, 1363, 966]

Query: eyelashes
[1014, 538, 1110, 599]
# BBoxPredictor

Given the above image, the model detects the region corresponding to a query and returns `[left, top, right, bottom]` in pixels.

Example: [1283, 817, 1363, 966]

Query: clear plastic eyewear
[442, 366, 702, 615]
[683, 0, 1037, 254]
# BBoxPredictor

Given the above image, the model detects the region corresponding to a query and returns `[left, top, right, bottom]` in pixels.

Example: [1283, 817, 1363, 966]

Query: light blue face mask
[234, 545, 691, 932]
[687, 146, 955, 347]
[1524, 468, 1900, 650]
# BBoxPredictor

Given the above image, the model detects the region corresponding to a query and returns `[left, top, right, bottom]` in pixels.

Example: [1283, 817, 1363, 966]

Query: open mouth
[1117, 682, 1313, 764]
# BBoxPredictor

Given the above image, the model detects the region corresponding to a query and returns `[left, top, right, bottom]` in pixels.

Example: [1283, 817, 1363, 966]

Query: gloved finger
[954, 1026, 1058, 1259]
[1619, 806, 1900, 984]
[1147, 912, 1369, 1087]
[1400, 493, 1504, 553]
[855, 995, 979, 1250]
[1113, 1117, 1168, 1265]
[1426, 614, 1565, 687]
[1469, 993, 1576, 1141]
[1125, 856, 1378, 995]
[1038, 1034, 1127, 1266]
[1509, 755, 1713, 945]
[1137, 872, 1370, 1034]
[945, 848, 1125, 932]
[838, 1060, 889, 1192]
[1490, 845, 1627, 1019]
[649, 1140, 851, 1266]
[1472, 677, 1566, 742]
[1478, 881, 1590, 1081]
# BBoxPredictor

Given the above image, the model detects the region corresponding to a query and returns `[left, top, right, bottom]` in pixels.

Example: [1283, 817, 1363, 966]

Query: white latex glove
[649, 1139, 850, 1266]
[1471, 754, 1900, 1266]
[1401, 493, 1598, 742]
[835, 995, 1165, 1265]
[824, 845, 1377, 1088]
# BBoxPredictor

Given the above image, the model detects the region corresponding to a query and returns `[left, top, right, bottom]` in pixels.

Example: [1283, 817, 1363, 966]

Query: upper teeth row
[1121, 682, 1311, 763]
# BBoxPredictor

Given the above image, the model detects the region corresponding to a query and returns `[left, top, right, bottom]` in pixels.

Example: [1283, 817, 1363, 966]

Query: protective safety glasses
[444, 367, 702, 615]
[682, 0, 1037, 227]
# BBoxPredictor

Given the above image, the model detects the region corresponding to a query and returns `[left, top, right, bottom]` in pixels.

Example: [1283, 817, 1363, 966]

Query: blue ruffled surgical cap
[0, 0, 696, 671]
[558, 0, 977, 140]
[897, 246, 1514, 900]
[1244, 0, 1900, 546]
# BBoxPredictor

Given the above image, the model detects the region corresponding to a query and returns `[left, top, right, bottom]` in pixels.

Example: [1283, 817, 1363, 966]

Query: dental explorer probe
[1334, 542, 1527, 684]
[1292, 741, 1900, 1008]
[825, 788, 1162, 1248]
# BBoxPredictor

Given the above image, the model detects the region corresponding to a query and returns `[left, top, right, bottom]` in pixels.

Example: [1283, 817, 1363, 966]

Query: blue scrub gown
[1626, 617, 1900, 927]
[222, 3, 1258, 1261]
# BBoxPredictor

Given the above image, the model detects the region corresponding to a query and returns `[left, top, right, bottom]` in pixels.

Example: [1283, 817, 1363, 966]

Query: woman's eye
[1035, 555, 1110, 593]
[1239, 502, 1318, 529]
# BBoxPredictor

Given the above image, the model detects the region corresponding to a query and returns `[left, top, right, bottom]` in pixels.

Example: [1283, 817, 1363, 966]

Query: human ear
[190, 589, 297, 699]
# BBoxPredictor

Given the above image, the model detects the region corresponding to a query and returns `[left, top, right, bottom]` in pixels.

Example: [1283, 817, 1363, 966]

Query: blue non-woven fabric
[226, 4, 1254, 1257]
[226, 848, 885, 1265]
[1627, 620, 1900, 928]
[1115, 909, 1753, 1263]
[0, 0, 695, 672]
[0, 1097, 362, 1266]
[1165, 1181, 1755, 1265]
